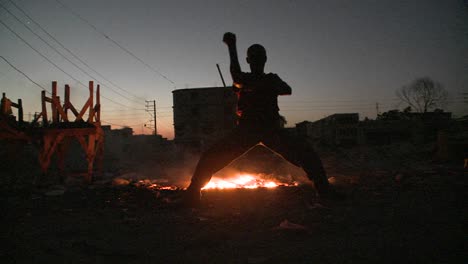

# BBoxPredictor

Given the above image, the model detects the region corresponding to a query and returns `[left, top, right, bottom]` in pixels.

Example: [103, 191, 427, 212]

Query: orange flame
[202, 173, 296, 190]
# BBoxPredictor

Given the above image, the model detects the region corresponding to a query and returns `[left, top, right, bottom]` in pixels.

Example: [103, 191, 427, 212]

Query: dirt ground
[1, 145, 467, 263]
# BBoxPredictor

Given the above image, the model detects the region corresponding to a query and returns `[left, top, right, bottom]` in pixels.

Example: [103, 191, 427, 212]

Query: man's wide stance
[185, 32, 333, 206]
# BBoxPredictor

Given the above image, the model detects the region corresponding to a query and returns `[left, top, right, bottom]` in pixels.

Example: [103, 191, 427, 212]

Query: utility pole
[375, 102, 380, 117]
[145, 100, 157, 135]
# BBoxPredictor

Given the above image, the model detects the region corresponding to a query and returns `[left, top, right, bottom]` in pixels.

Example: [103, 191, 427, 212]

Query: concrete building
[296, 111, 455, 146]
[297, 113, 360, 146]
[172, 87, 237, 150]
[295, 121, 314, 139]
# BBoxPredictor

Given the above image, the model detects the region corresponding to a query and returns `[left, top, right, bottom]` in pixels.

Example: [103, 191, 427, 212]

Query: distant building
[358, 119, 414, 145]
[360, 111, 453, 145]
[295, 121, 314, 138]
[297, 113, 359, 146]
[172, 87, 237, 151]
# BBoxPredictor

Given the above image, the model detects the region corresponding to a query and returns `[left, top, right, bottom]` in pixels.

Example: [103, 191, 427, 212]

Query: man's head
[247, 44, 267, 74]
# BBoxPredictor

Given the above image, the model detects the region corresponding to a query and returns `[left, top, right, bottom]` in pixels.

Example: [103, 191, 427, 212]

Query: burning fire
[202, 173, 296, 190]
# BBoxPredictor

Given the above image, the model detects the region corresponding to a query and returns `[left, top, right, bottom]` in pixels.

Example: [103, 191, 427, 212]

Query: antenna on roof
[216, 64, 227, 88]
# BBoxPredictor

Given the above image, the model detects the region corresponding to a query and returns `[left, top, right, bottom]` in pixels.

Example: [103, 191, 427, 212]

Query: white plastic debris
[307, 202, 331, 210]
[274, 219, 307, 230]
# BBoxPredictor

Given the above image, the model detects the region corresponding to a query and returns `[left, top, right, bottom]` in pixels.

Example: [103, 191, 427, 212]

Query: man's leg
[185, 129, 259, 205]
[262, 132, 330, 195]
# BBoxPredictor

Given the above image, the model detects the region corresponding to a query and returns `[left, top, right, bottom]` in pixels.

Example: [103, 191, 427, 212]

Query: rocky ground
[1, 144, 467, 263]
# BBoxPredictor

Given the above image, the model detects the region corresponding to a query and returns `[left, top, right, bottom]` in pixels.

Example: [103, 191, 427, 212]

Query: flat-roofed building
[172, 87, 237, 151]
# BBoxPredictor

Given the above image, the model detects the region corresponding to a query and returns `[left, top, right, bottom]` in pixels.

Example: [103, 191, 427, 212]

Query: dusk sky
[1, 0, 467, 139]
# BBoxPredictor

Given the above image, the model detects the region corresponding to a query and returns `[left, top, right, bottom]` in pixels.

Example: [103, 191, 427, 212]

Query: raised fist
[223, 32, 236, 46]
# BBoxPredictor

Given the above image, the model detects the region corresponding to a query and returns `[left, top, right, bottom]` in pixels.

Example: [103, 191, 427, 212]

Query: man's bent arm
[228, 44, 242, 83]
[272, 74, 292, 95]
[278, 82, 292, 95]
[223, 32, 242, 83]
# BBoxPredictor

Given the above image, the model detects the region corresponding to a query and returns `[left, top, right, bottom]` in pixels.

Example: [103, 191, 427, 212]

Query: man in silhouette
[184, 32, 334, 206]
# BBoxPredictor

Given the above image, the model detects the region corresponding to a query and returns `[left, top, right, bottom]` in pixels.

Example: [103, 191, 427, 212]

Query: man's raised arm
[223, 32, 242, 84]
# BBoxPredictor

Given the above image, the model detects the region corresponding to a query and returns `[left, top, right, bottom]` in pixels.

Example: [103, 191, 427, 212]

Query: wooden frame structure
[0, 92, 28, 140]
[0, 81, 104, 183]
[38, 81, 104, 182]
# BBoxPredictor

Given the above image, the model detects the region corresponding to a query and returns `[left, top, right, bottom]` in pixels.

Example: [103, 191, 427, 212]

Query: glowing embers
[202, 173, 297, 190]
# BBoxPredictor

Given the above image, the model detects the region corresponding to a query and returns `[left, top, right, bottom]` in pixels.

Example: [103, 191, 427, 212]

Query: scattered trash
[153, 178, 169, 183]
[307, 202, 331, 210]
[112, 178, 130, 186]
[274, 219, 307, 230]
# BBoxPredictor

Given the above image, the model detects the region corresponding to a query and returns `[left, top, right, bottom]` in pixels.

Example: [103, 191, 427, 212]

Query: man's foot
[183, 188, 202, 208]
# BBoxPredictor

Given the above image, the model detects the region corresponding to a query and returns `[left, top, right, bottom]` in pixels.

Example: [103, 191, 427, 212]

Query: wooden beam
[88, 81, 94, 123]
[41, 90, 48, 125]
[17, 98, 23, 124]
[55, 96, 69, 122]
[76, 99, 91, 121]
[52, 81, 58, 123]
[64, 84, 70, 119]
[96, 84, 100, 122]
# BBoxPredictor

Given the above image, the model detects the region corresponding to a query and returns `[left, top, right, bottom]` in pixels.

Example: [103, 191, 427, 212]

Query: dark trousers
[187, 125, 330, 192]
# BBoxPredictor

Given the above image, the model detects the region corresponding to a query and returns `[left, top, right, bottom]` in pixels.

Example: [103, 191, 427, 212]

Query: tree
[396, 77, 448, 113]
[377, 107, 414, 121]
[279, 114, 287, 128]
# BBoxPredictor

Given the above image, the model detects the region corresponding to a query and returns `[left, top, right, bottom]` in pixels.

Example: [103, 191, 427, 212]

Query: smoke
[110, 143, 311, 189]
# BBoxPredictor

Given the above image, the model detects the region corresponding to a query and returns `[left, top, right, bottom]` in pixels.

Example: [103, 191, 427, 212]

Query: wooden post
[86, 134, 96, 183]
[56, 138, 69, 183]
[64, 85, 79, 118]
[88, 81, 94, 123]
[1, 93, 7, 115]
[52, 81, 58, 123]
[41, 90, 48, 126]
[17, 98, 23, 124]
[64, 84, 70, 119]
[96, 84, 100, 122]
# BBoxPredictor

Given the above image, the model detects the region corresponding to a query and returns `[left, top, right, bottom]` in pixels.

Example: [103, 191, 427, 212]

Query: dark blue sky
[1, 0, 467, 138]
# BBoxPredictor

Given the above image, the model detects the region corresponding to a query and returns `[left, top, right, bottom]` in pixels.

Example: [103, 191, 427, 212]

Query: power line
[6, 0, 147, 102]
[0, 17, 141, 110]
[54, 0, 176, 87]
[101, 110, 147, 113]
[0, 2, 143, 105]
[101, 120, 143, 128]
[0, 56, 50, 93]
[282, 98, 400, 103]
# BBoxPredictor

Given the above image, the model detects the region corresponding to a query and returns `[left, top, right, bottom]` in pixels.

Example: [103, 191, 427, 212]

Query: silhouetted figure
[184, 32, 333, 206]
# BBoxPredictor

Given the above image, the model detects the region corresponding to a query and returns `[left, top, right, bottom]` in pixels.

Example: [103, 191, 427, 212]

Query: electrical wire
[0, 55, 50, 93]
[54, 0, 176, 87]
[0, 17, 142, 110]
[0, 2, 144, 104]
[6, 0, 147, 102]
